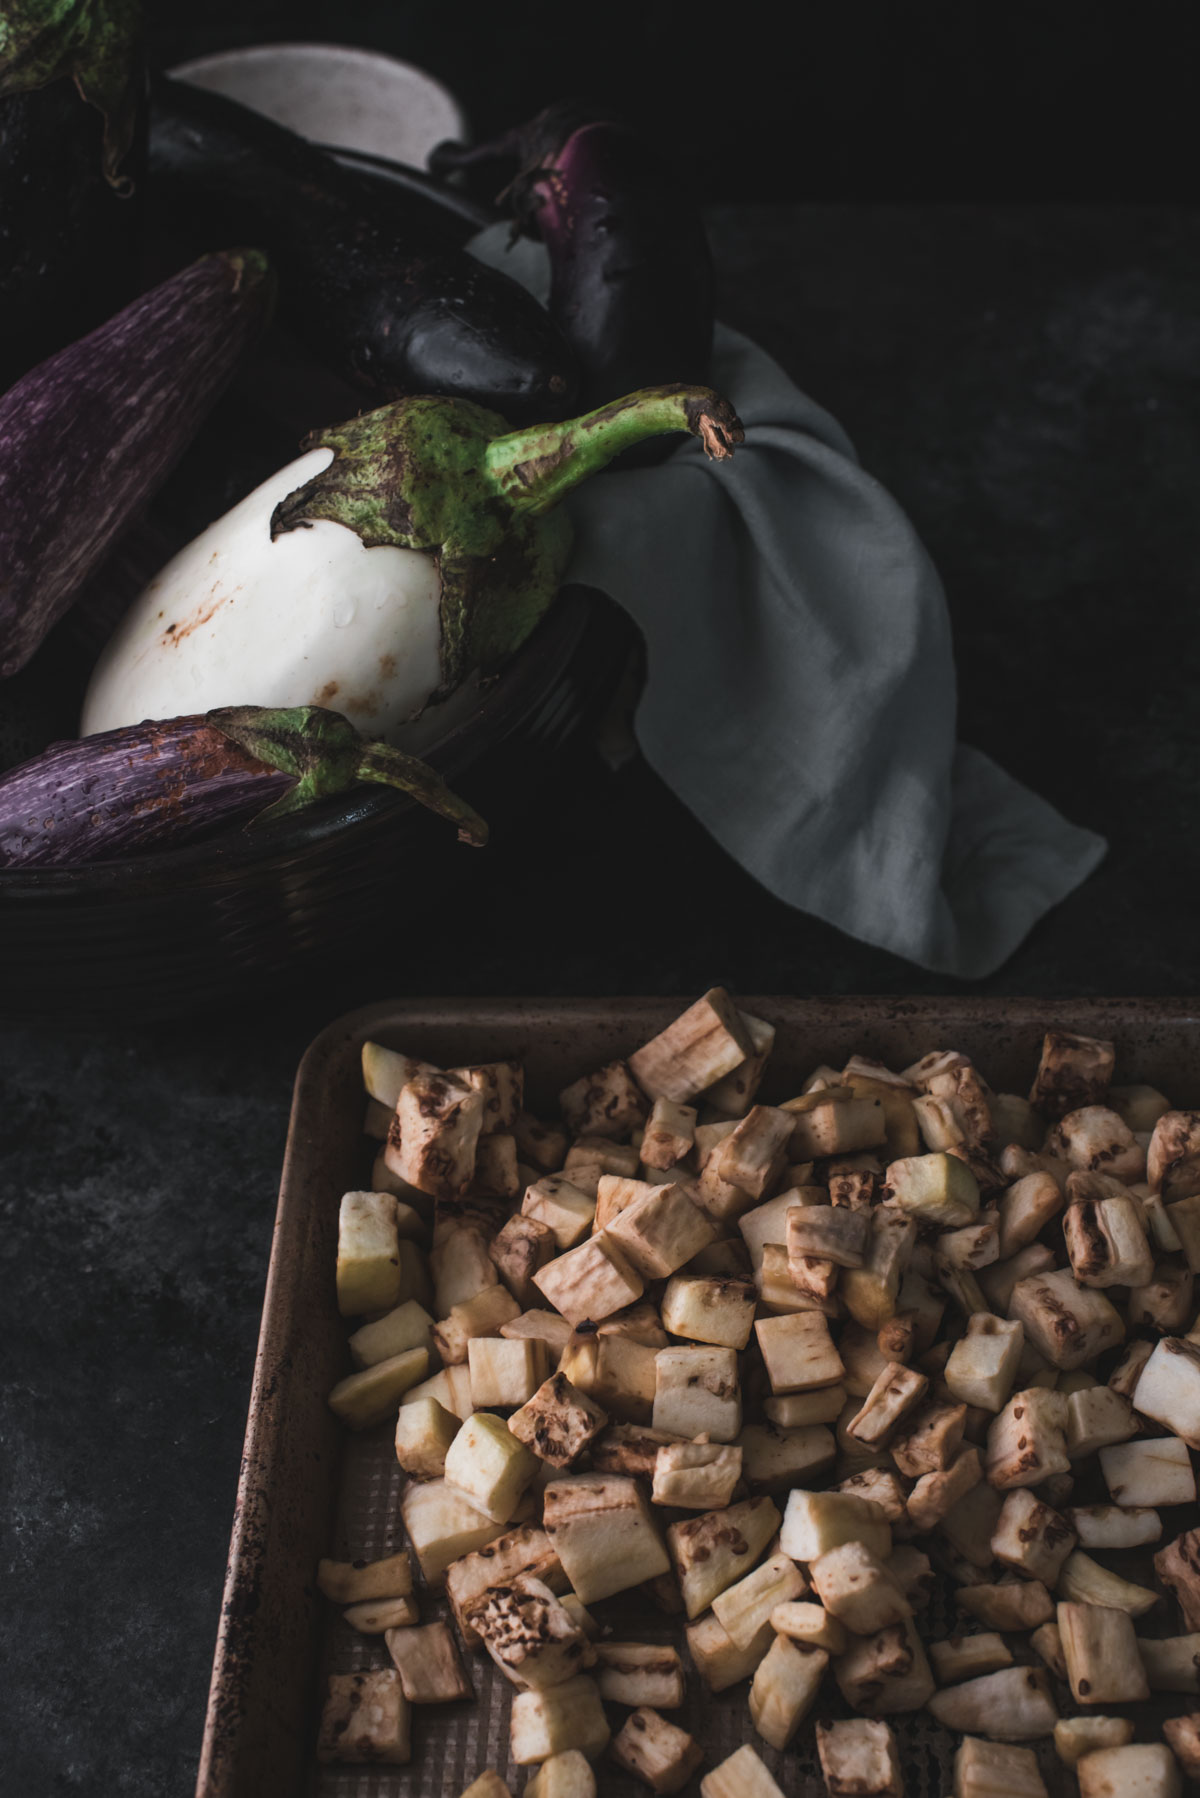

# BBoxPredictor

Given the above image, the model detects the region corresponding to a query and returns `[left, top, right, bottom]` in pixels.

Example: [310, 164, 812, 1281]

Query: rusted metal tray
[196, 996, 1200, 1798]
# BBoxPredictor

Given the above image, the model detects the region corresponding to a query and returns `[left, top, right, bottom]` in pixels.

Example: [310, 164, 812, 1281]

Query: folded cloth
[470, 225, 1106, 977]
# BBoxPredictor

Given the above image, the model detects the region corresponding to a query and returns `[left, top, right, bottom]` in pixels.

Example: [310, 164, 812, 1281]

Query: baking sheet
[197, 997, 1200, 1798]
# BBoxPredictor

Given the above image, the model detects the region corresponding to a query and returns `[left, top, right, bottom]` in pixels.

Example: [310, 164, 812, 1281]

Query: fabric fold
[469, 225, 1106, 977]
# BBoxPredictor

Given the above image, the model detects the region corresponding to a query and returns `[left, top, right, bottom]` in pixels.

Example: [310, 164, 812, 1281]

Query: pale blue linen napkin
[470, 225, 1106, 977]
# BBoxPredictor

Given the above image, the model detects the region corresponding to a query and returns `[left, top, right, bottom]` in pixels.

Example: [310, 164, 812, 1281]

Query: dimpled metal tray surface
[196, 996, 1200, 1798]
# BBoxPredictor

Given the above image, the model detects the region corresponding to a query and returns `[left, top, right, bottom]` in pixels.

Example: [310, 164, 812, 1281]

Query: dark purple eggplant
[432, 101, 715, 415]
[0, 704, 487, 868]
[148, 75, 578, 424]
[0, 247, 275, 679]
[323, 145, 498, 242]
[0, 0, 145, 390]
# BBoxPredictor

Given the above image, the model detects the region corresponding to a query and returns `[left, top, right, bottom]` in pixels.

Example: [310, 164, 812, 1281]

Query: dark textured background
[4, 7, 1200, 1795]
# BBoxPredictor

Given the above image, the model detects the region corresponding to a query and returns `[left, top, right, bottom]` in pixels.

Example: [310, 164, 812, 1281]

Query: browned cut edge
[196, 993, 1200, 1797]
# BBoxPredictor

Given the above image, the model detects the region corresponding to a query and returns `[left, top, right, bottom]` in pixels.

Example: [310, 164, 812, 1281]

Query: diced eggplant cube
[606, 1181, 717, 1279]
[811, 1541, 912, 1635]
[523, 1751, 598, 1798]
[641, 1096, 699, 1169]
[944, 1312, 1024, 1413]
[651, 1439, 743, 1509]
[443, 1412, 539, 1522]
[509, 1372, 609, 1469]
[384, 1620, 473, 1703]
[611, 1706, 704, 1793]
[594, 1641, 686, 1709]
[393, 1073, 485, 1199]
[1148, 1109, 1200, 1200]
[711, 1549, 806, 1649]
[1075, 1744, 1181, 1798]
[1008, 1270, 1125, 1371]
[700, 1742, 785, 1798]
[667, 1495, 780, 1619]
[628, 989, 753, 1103]
[1132, 1336, 1200, 1447]
[817, 1718, 904, 1797]
[467, 1336, 549, 1409]
[661, 1273, 756, 1348]
[394, 1394, 459, 1479]
[449, 1060, 524, 1133]
[317, 1668, 410, 1764]
[652, 1345, 741, 1442]
[444, 1522, 565, 1644]
[337, 1191, 402, 1316]
[560, 1331, 658, 1425]
[990, 1487, 1077, 1582]
[1028, 1030, 1114, 1120]
[1100, 1435, 1196, 1507]
[953, 1737, 1047, 1798]
[510, 1676, 610, 1765]
[780, 1488, 891, 1562]
[522, 1175, 597, 1251]
[755, 1311, 845, 1394]
[465, 1574, 591, 1690]
[533, 1234, 644, 1326]
[542, 1474, 670, 1604]
[928, 1665, 1059, 1741]
[1053, 1716, 1136, 1767]
[559, 1060, 648, 1140]
[833, 1618, 935, 1716]
[328, 1345, 430, 1430]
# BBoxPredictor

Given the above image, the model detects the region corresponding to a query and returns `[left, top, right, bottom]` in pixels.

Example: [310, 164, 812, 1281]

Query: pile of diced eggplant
[315, 988, 1200, 1797]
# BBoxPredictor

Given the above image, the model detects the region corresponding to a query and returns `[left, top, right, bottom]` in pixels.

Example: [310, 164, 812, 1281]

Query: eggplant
[148, 74, 578, 424]
[0, 247, 275, 680]
[0, 704, 487, 868]
[0, 0, 145, 390]
[432, 101, 715, 413]
[324, 146, 498, 242]
[82, 384, 745, 741]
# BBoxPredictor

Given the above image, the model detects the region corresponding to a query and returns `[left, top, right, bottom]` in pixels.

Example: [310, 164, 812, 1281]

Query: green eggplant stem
[484, 384, 745, 517]
[354, 742, 488, 846]
[208, 704, 488, 846]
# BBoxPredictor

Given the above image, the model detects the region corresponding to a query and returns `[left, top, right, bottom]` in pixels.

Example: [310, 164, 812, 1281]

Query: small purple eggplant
[0, 706, 487, 869]
[432, 101, 715, 414]
[0, 247, 275, 680]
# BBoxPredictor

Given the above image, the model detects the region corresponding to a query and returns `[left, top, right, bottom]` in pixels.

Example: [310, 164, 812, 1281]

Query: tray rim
[196, 992, 1200, 1798]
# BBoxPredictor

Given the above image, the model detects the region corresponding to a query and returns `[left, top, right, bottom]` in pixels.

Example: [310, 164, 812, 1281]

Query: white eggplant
[83, 385, 744, 742]
[84, 448, 442, 740]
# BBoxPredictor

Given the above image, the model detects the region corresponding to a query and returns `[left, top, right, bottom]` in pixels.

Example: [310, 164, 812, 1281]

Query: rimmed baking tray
[196, 996, 1200, 1798]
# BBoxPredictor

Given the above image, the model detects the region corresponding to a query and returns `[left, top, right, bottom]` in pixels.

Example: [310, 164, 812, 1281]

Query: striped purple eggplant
[0, 705, 487, 868]
[432, 102, 715, 414]
[0, 247, 275, 679]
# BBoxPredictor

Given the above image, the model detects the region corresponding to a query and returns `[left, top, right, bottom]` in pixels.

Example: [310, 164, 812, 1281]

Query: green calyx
[0, 0, 143, 190]
[209, 704, 488, 846]
[271, 383, 744, 699]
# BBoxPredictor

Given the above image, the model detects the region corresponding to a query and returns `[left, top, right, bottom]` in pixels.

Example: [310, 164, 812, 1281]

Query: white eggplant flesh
[82, 449, 444, 742]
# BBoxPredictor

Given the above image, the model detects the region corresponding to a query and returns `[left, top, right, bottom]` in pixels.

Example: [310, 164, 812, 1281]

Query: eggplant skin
[435, 102, 714, 415]
[536, 120, 714, 410]
[0, 718, 290, 868]
[149, 76, 578, 425]
[0, 247, 275, 680]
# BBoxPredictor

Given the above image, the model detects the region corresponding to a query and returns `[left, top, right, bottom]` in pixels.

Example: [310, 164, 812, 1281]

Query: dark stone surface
[4, 201, 1200, 1795]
